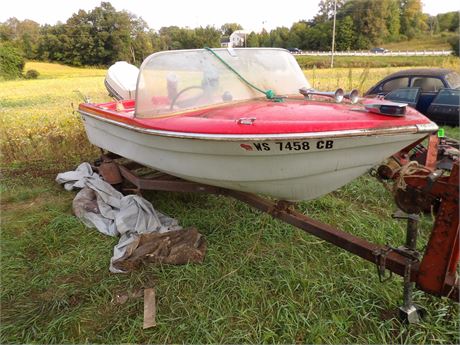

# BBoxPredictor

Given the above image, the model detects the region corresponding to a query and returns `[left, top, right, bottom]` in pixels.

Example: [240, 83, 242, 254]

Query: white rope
[394, 161, 432, 191]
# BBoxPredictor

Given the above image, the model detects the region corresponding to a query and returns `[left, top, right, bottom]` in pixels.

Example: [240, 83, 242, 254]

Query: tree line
[0, 0, 458, 68]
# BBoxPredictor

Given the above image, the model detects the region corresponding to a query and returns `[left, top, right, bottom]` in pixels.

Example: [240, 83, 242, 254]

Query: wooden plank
[143, 288, 156, 329]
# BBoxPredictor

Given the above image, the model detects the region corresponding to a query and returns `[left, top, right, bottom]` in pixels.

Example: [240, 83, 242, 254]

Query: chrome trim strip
[416, 122, 439, 133]
[79, 109, 437, 141]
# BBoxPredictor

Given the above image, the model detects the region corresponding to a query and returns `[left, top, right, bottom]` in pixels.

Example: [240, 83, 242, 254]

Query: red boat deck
[79, 98, 433, 135]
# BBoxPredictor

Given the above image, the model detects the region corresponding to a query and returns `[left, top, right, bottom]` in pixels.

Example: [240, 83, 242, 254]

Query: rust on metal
[416, 162, 459, 297]
[98, 160, 123, 184]
[118, 165, 222, 194]
[425, 134, 439, 170]
[377, 157, 402, 180]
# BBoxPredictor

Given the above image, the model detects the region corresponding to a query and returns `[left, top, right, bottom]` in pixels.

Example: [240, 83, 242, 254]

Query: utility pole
[330, 0, 337, 68]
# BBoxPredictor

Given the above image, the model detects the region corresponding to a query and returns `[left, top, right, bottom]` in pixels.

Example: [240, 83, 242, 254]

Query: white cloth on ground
[56, 163, 182, 273]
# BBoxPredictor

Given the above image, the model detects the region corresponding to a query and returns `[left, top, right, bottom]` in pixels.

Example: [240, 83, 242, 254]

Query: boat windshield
[135, 48, 310, 118]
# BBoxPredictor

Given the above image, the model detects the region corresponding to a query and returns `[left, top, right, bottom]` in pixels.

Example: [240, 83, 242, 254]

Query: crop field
[295, 55, 459, 69]
[382, 33, 457, 51]
[1, 60, 459, 343]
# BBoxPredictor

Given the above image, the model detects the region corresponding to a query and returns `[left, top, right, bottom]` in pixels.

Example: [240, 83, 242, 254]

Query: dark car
[287, 48, 302, 54]
[383, 87, 459, 126]
[365, 68, 460, 98]
[370, 47, 388, 54]
[365, 68, 460, 124]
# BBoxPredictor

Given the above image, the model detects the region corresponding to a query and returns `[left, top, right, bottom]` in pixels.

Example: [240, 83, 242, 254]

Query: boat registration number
[240, 140, 334, 152]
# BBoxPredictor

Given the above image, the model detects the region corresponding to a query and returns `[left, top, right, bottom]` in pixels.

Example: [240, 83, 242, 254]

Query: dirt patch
[380, 308, 398, 321]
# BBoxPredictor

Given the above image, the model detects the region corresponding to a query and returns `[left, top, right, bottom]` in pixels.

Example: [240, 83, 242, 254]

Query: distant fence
[298, 50, 453, 57]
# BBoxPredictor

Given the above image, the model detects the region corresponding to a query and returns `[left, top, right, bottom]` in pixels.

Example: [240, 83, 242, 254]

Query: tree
[288, 21, 309, 49]
[0, 18, 40, 58]
[0, 43, 25, 79]
[385, 0, 401, 41]
[259, 29, 271, 47]
[355, 0, 389, 44]
[335, 16, 354, 50]
[246, 32, 260, 47]
[36, 24, 68, 62]
[270, 27, 290, 48]
[130, 16, 153, 63]
[305, 21, 332, 50]
[194, 26, 221, 48]
[400, 0, 427, 39]
[449, 36, 459, 56]
[437, 12, 459, 32]
[314, 0, 346, 23]
[427, 16, 440, 36]
[220, 23, 243, 36]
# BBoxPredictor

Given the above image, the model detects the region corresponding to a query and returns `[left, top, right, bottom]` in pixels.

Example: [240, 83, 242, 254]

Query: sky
[1, 0, 459, 32]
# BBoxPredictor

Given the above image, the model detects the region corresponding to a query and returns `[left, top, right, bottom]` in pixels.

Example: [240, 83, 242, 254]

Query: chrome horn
[299, 87, 344, 103]
[344, 89, 359, 104]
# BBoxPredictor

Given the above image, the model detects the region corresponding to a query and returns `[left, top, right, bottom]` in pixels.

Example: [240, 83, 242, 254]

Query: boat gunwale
[79, 109, 437, 141]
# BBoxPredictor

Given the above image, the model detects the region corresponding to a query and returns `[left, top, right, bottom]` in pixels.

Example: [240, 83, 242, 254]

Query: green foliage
[24, 69, 39, 79]
[449, 37, 459, 57]
[0, 43, 25, 80]
[157, 25, 221, 50]
[336, 16, 354, 51]
[314, 0, 346, 23]
[220, 23, 243, 36]
[0, 0, 458, 68]
[270, 27, 290, 48]
[0, 18, 40, 59]
[246, 32, 260, 47]
[400, 0, 428, 39]
[437, 12, 459, 32]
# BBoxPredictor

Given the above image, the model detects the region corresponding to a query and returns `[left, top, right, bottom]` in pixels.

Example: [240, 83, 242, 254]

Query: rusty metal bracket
[373, 246, 394, 283]
[422, 170, 443, 194]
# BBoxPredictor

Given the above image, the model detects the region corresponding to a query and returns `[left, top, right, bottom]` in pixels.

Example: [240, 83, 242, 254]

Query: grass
[382, 33, 457, 51]
[295, 55, 459, 69]
[0, 62, 109, 167]
[1, 61, 459, 343]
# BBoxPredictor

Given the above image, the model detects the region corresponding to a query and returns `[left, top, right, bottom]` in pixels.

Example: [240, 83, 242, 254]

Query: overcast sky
[1, 0, 459, 32]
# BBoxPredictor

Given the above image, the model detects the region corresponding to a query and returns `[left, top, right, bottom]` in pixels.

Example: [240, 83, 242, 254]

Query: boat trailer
[96, 134, 459, 323]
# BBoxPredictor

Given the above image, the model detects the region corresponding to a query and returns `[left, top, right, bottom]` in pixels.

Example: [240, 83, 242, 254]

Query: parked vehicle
[383, 87, 459, 126]
[287, 48, 302, 54]
[365, 68, 460, 126]
[370, 47, 388, 54]
[365, 68, 460, 98]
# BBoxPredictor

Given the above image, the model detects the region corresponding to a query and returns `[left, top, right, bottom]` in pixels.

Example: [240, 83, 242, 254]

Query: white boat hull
[81, 113, 432, 201]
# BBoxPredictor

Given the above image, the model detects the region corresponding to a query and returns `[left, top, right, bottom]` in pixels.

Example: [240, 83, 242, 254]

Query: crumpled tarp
[56, 163, 205, 273]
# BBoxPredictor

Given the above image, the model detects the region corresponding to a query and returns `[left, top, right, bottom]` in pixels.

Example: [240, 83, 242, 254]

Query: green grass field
[382, 33, 457, 51]
[295, 55, 459, 69]
[1, 61, 459, 343]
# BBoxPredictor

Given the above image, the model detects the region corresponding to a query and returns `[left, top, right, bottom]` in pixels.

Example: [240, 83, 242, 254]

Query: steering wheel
[169, 86, 205, 110]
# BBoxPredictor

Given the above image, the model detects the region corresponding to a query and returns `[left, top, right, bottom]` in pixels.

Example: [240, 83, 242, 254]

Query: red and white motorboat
[79, 48, 437, 201]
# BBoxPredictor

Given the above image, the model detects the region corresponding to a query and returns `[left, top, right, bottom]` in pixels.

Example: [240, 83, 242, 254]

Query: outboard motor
[104, 61, 139, 100]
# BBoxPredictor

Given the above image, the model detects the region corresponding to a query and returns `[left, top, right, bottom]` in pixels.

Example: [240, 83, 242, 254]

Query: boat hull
[81, 113, 432, 201]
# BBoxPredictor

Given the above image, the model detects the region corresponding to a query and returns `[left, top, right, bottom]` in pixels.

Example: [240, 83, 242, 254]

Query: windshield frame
[134, 48, 310, 118]
[445, 71, 460, 89]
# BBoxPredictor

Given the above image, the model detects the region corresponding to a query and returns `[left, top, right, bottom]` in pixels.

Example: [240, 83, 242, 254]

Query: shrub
[449, 37, 459, 56]
[0, 44, 25, 80]
[25, 69, 40, 79]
